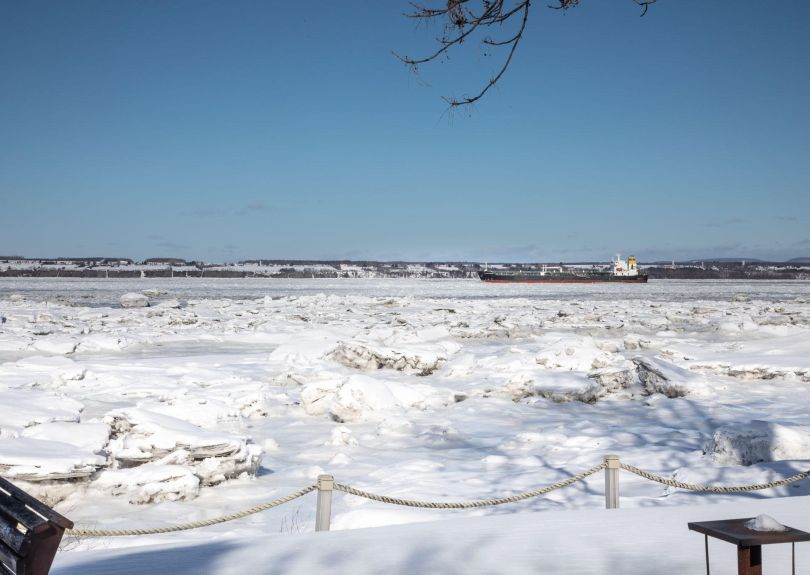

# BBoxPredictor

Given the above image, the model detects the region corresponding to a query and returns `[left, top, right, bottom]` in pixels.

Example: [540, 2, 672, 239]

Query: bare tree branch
[634, 0, 657, 17]
[401, 0, 658, 108]
[445, 2, 530, 107]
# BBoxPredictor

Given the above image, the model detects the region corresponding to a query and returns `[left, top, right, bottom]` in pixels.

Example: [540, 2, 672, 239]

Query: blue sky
[1, 1, 808, 262]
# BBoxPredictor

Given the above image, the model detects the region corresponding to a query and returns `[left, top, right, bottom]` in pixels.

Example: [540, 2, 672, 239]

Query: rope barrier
[334, 462, 607, 509]
[619, 463, 810, 493]
[68, 484, 317, 537]
[63, 459, 810, 537]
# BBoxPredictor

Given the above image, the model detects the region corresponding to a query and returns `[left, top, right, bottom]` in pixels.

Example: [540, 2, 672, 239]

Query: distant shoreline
[2, 257, 809, 281]
[1, 268, 809, 280]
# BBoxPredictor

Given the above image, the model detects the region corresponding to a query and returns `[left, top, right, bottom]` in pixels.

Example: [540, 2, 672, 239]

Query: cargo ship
[478, 254, 648, 283]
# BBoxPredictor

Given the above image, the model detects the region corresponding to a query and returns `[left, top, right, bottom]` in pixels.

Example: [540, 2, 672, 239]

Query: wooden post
[737, 545, 762, 575]
[315, 474, 334, 532]
[604, 455, 620, 509]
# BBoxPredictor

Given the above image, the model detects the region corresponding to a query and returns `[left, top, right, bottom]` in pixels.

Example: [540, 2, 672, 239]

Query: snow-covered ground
[1, 278, 809, 573]
[53, 496, 810, 575]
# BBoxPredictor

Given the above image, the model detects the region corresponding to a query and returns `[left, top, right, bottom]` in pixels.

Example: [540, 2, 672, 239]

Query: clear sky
[1, 1, 808, 262]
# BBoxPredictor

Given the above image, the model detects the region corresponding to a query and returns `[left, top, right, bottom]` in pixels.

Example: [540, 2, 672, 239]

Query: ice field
[1, 278, 810, 573]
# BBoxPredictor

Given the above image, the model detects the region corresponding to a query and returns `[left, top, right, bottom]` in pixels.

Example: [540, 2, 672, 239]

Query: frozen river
[1, 278, 809, 553]
[2, 277, 808, 305]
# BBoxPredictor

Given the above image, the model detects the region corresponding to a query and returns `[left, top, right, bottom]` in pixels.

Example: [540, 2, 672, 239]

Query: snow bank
[52, 496, 810, 575]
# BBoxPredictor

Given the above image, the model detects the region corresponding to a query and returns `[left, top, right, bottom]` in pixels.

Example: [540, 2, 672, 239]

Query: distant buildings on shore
[0, 257, 808, 279]
[0, 257, 476, 279]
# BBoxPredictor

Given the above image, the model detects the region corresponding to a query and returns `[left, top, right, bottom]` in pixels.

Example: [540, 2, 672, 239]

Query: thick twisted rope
[334, 462, 607, 509]
[68, 484, 317, 537]
[64, 460, 810, 538]
[620, 463, 810, 493]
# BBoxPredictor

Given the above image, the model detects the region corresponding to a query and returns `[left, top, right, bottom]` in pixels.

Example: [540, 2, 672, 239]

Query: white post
[315, 474, 334, 532]
[604, 455, 620, 509]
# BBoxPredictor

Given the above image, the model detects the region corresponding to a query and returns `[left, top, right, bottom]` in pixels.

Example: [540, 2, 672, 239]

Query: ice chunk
[328, 326, 460, 375]
[31, 337, 77, 355]
[77, 334, 129, 352]
[588, 366, 638, 393]
[0, 437, 105, 481]
[633, 356, 708, 398]
[301, 379, 343, 416]
[705, 420, 810, 465]
[6, 356, 87, 387]
[0, 333, 30, 351]
[441, 353, 477, 378]
[535, 336, 619, 372]
[269, 331, 339, 367]
[104, 408, 262, 486]
[331, 374, 427, 422]
[120, 292, 149, 308]
[330, 341, 444, 374]
[21, 421, 110, 454]
[106, 408, 243, 459]
[93, 464, 200, 504]
[0, 389, 84, 438]
[138, 395, 245, 428]
[327, 426, 358, 446]
[531, 372, 605, 403]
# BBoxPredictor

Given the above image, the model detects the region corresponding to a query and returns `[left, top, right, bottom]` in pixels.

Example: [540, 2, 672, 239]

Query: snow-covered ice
[1, 278, 809, 573]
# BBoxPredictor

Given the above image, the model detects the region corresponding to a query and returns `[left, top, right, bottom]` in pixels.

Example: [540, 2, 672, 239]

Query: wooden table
[689, 518, 810, 575]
